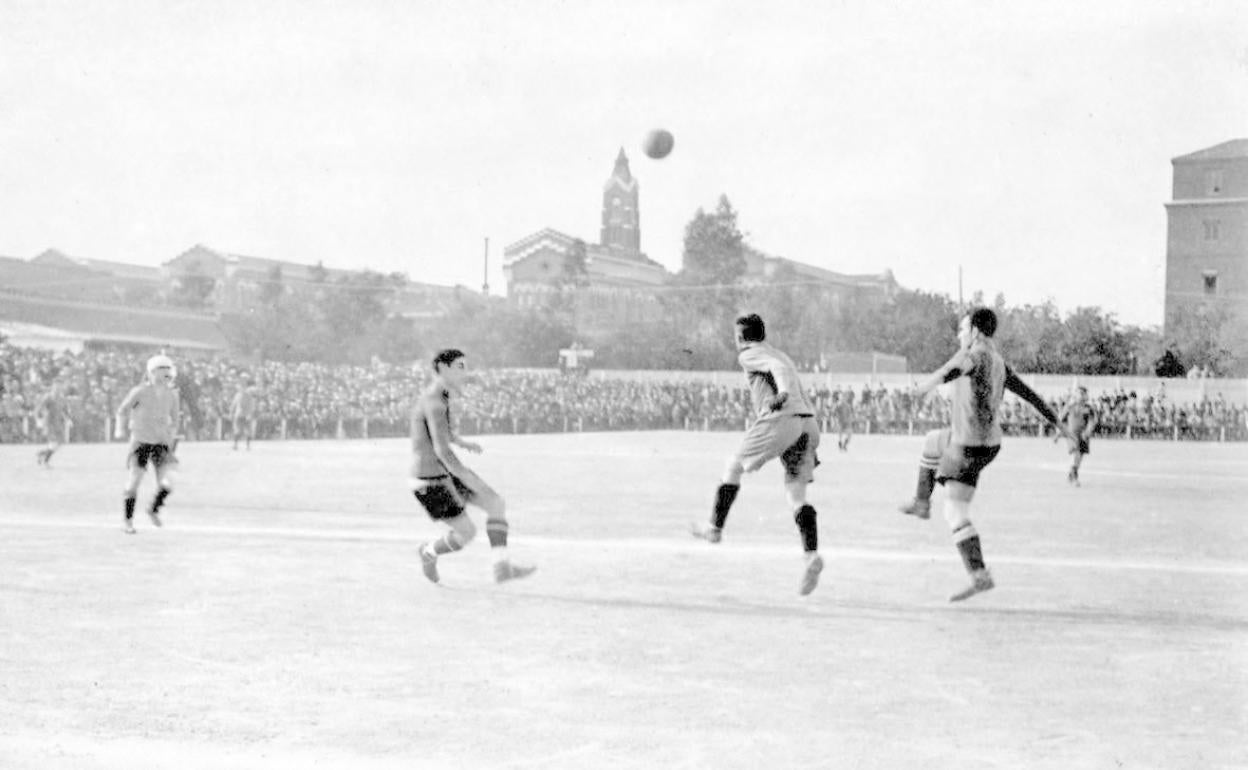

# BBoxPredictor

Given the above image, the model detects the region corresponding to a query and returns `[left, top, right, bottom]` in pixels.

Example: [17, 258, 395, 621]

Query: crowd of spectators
[2, 343, 1246, 445]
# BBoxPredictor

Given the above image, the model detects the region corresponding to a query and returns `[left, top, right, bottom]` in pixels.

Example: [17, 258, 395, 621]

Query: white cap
[146, 354, 175, 374]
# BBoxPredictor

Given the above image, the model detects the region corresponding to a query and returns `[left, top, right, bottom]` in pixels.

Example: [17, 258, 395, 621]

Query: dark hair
[735, 313, 766, 342]
[432, 348, 466, 371]
[967, 307, 998, 338]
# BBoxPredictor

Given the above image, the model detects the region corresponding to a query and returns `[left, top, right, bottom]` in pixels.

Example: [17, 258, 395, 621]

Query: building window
[1203, 271, 1218, 295]
[1202, 220, 1221, 241]
[1206, 169, 1224, 195]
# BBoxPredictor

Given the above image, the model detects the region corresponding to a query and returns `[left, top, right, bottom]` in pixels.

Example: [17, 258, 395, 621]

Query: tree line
[218, 196, 1243, 376]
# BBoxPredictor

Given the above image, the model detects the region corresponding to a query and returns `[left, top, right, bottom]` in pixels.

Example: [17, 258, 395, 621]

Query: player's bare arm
[114, 386, 142, 440]
[452, 435, 483, 454]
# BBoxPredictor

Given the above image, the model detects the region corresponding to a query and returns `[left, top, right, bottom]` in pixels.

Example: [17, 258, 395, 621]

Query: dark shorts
[936, 444, 1001, 488]
[412, 475, 474, 520]
[1068, 437, 1091, 455]
[129, 443, 171, 470]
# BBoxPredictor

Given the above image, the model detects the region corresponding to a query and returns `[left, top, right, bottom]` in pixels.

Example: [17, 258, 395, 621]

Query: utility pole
[482, 237, 490, 295]
[957, 264, 963, 310]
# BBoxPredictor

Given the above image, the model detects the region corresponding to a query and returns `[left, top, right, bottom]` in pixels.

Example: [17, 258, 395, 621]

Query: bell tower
[600, 148, 640, 253]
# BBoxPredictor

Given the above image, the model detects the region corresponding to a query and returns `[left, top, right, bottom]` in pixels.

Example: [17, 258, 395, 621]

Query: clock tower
[600, 148, 640, 253]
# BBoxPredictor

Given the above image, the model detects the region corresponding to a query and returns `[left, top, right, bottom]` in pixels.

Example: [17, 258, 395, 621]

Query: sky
[2, 0, 1246, 328]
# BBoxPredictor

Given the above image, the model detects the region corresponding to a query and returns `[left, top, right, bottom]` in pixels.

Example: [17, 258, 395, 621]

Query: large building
[0, 243, 472, 352]
[1164, 139, 1248, 366]
[504, 150, 899, 339]
[503, 150, 669, 335]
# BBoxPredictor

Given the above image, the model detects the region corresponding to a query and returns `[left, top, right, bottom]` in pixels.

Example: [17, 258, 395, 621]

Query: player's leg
[36, 427, 51, 465]
[122, 447, 147, 534]
[246, 419, 254, 450]
[783, 420, 823, 595]
[693, 418, 802, 543]
[1070, 440, 1088, 485]
[691, 455, 744, 543]
[939, 446, 1000, 602]
[232, 419, 240, 450]
[413, 478, 475, 584]
[148, 447, 174, 526]
[458, 474, 535, 583]
[900, 428, 949, 519]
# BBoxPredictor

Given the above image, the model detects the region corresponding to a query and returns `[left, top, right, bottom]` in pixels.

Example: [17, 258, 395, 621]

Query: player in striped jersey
[691, 314, 825, 596]
[114, 355, 181, 534]
[899, 308, 1069, 601]
[411, 349, 535, 585]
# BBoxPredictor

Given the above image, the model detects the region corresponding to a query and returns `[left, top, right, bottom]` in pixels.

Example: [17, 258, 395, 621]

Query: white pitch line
[7, 514, 1248, 577]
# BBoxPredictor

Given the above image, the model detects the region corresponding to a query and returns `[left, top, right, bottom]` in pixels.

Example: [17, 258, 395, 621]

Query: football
[642, 129, 675, 159]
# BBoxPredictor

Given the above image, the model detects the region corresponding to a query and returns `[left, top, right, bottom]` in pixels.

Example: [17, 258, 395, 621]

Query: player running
[34, 381, 70, 467]
[1057, 386, 1098, 486]
[691, 314, 825, 595]
[230, 380, 258, 451]
[411, 349, 535, 585]
[898, 308, 1069, 601]
[114, 355, 181, 534]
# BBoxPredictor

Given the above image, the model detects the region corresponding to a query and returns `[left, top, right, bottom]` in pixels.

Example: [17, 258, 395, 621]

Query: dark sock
[794, 504, 818, 552]
[486, 520, 508, 548]
[712, 483, 740, 529]
[953, 524, 986, 572]
[916, 466, 936, 502]
[150, 487, 171, 513]
[124, 496, 136, 520]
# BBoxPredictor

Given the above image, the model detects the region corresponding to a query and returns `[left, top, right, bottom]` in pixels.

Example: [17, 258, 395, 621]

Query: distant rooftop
[1172, 139, 1248, 163]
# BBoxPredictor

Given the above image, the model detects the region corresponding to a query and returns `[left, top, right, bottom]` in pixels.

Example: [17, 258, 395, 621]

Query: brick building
[503, 149, 668, 336]
[1164, 139, 1248, 371]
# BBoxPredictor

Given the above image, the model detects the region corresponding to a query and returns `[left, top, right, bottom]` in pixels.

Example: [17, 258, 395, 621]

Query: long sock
[952, 523, 985, 572]
[915, 466, 936, 502]
[150, 487, 171, 513]
[794, 504, 818, 552]
[486, 519, 508, 548]
[712, 483, 740, 529]
[124, 495, 136, 520]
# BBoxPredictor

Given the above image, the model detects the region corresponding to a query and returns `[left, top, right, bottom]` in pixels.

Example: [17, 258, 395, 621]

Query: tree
[680, 195, 746, 286]
[1059, 307, 1135, 375]
[259, 264, 284, 307]
[1167, 302, 1238, 375]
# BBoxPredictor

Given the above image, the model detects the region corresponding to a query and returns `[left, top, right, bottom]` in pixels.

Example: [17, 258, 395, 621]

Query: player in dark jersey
[411, 349, 535, 585]
[1057, 386, 1098, 486]
[691, 314, 825, 595]
[898, 308, 1069, 601]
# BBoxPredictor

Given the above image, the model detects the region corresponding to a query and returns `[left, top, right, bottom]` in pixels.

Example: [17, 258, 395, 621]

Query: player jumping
[691, 314, 825, 595]
[114, 355, 181, 534]
[898, 308, 1068, 601]
[411, 349, 536, 585]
